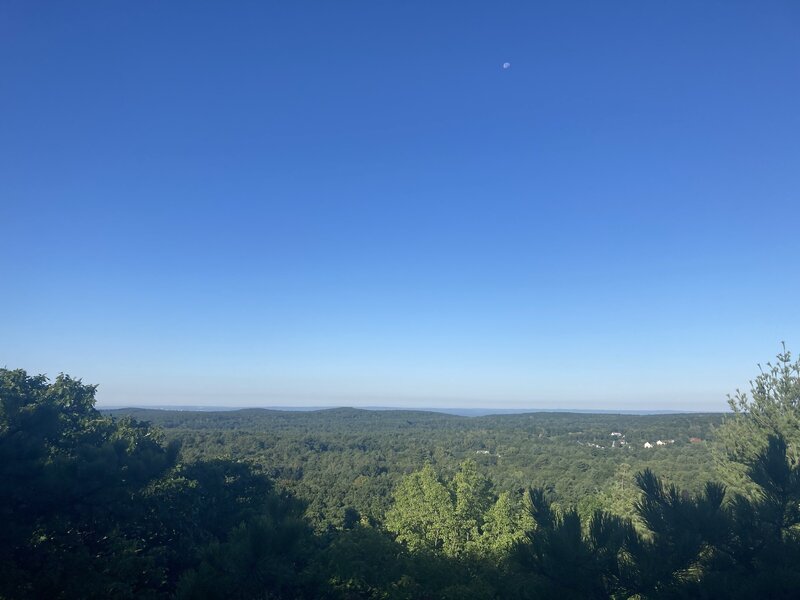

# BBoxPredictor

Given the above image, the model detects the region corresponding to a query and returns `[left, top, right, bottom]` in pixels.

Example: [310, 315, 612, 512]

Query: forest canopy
[2, 348, 800, 598]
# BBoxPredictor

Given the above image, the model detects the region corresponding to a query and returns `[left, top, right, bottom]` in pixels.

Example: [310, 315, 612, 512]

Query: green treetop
[385, 463, 457, 554]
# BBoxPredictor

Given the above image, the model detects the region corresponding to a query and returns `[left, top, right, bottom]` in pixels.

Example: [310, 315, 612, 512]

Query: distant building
[476, 450, 490, 455]
[689, 437, 703, 444]
[611, 432, 623, 437]
[656, 440, 665, 446]
[644, 442, 653, 448]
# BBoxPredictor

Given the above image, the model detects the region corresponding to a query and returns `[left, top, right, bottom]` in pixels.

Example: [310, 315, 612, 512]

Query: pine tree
[714, 344, 800, 497]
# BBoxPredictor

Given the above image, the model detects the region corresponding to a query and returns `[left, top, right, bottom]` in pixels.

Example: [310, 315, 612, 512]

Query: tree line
[1, 347, 798, 598]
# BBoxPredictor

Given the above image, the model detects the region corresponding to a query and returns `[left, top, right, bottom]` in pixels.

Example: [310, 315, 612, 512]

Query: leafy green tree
[1, 368, 350, 599]
[452, 459, 492, 549]
[0, 369, 178, 598]
[479, 491, 523, 556]
[385, 464, 456, 554]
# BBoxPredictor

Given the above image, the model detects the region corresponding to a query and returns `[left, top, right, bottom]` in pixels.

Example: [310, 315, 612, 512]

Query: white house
[611, 432, 623, 437]
[656, 440, 665, 446]
[644, 442, 653, 448]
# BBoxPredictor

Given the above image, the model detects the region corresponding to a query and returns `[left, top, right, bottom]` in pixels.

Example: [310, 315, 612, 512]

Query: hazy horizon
[99, 405, 719, 417]
[91, 388, 730, 413]
[3, 2, 799, 413]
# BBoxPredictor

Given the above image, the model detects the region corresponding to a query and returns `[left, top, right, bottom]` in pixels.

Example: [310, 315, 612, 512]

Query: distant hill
[102, 405, 719, 417]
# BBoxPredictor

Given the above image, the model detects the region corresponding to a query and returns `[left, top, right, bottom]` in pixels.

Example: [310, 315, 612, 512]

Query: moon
[502, 62, 511, 70]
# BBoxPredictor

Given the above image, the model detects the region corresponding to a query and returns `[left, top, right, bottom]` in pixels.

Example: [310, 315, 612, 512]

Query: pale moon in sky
[502, 62, 511, 69]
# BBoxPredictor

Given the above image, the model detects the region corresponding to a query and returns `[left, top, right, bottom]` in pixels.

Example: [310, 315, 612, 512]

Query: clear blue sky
[2, 1, 799, 411]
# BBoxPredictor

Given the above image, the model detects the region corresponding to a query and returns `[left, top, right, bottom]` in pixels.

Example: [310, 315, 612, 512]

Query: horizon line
[99, 404, 727, 416]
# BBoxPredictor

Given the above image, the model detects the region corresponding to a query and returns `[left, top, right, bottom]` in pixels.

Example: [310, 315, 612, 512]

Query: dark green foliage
[321, 525, 499, 600]
[0, 369, 178, 598]
[0, 369, 324, 599]
[700, 435, 800, 599]
[620, 472, 727, 597]
[513, 489, 633, 599]
[176, 510, 321, 600]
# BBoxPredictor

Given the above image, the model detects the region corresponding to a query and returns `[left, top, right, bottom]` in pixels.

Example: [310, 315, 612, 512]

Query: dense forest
[108, 407, 720, 531]
[3, 348, 800, 598]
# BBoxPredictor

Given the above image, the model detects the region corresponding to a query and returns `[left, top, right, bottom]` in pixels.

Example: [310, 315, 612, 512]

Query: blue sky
[2, 1, 799, 410]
